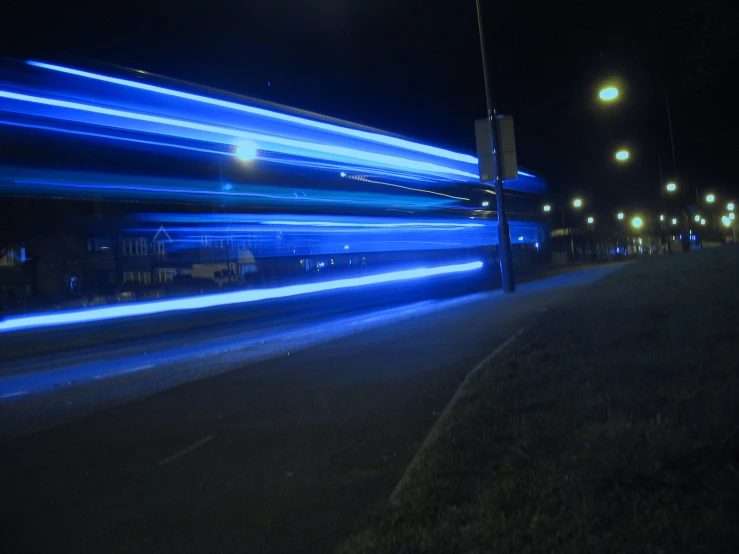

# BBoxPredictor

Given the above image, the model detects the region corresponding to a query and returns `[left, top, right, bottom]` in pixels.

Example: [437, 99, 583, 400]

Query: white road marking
[157, 434, 216, 467]
[91, 364, 154, 380]
[0, 390, 29, 399]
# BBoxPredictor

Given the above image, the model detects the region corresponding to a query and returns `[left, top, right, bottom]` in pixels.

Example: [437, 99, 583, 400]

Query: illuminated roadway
[0, 264, 622, 554]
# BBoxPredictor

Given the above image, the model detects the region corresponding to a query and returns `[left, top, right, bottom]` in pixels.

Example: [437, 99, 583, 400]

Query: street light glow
[659, 215, 665, 221]
[701, 218, 706, 225]
[617, 212, 624, 220]
[573, 198, 583, 208]
[706, 194, 715, 203]
[694, 215, 701, 222]
[632, 217, 643, 229]
[730, 213, 735, 220]
[481, 201, 489, 207]
[728, 203, 735, 211]
[666, 183, 677, 192]
[615, 150, 629, 161]
[599, 87, 619, 101]
[671, 218, 677, 225]
[235, 142, 257, 161]
[543, 204, 552, 212]
[722, 216, 731, 227]
[587, 216, 594, 224]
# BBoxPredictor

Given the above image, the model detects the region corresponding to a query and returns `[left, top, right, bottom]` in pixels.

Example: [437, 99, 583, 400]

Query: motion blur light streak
[1, 170, 457, 210]
[1, 60, 546, 191]
[0, 118, 234, 158]
[0, 89, 478, 179]
[26, 60, 480, 165]
[344, 174, 469, 201]
[0, 261, 483, 333]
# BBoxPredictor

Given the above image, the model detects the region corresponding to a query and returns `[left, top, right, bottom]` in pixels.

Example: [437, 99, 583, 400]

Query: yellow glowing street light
[617, 212, 624, 220]
[573, 198, 583, 208]
[632, 217, 643, 229]
[705, 194, 715, 203]
[599, 87, 619, 101]
[543, 204, 552, 212]
[615, 150, 629, 161]
[587, 216, 594, 224]
[727, 203, 735, 211]
[666, 183, 677, 192]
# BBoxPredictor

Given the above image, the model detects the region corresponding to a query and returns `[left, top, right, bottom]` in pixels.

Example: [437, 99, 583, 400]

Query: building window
[123, 271, 152, 285]
[122, 239, 148, 256]
[0, 249, 14, 266]
[68, 276, 80, 293]
[88, 239, 112, 253]
[157, 269, 177, 283]
[154, 241, 166, 257]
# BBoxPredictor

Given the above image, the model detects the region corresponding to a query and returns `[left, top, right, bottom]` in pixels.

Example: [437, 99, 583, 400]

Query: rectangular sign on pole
[474, 116, 518, 182]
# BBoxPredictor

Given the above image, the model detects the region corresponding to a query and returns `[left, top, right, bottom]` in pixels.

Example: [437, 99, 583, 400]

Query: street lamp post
[543, 200, 582, 261]
[475, 0, 514, 293]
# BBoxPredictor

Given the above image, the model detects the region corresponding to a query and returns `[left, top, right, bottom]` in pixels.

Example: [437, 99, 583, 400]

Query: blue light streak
[3, 174, 455, 211]
[0, 90, 478, 179]
[0, 261, 483, 334]
[27, 61, 480, 165]
[0, 118, 232, 158]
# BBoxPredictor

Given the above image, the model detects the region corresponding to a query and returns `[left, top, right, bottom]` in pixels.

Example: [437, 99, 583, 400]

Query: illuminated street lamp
[235, 143, 257, 161]
[587, 216, 594, 224]
[599, 87, 619, 101]
[632, 217, 643, 229]
[615, 150, 629, 161]
[659, 214, 665, 221]
[705, 194, 715, 203]
[671, 218, 678, 225]
[666, 183, 677, 192]
[481, 201, 489, 207]
[731, 213, 735, 220]
[573, 198, 583, 208]
[700, 218, 706, 225]
[722, 216, 731, 227]
[694, 215, 701, 222]
[543, 204, 552, 212]
[617, 212, 624, 220]
[728, 202, 735, 211]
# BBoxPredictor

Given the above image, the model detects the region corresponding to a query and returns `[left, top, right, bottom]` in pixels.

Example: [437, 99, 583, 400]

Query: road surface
[0, 264, 620, 554]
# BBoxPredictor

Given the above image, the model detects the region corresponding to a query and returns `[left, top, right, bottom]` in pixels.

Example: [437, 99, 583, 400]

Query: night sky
[2, 0, 737, 215]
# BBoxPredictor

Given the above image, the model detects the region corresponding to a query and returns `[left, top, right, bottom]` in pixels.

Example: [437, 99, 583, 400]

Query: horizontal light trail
[0, 90, 478, 179]
[0, 261, 483, 334]
[7, 177, 447, 209]
[28, 61, 479, 165]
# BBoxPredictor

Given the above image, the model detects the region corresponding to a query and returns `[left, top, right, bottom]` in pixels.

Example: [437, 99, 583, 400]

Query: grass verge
[340, 247, 739, 553]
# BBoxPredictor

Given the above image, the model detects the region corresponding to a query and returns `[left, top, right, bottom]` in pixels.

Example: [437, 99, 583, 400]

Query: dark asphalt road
[0, 264, 621, 554]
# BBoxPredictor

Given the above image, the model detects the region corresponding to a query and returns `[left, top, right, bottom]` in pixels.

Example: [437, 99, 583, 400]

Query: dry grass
[340, 247, 739, 554]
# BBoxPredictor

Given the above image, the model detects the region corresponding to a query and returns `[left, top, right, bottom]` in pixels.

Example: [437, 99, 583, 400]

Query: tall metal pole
[665, 89, 690, 252]
[658, 157, 672, 253]
[475, 0, 514, 292]
[665, 90, 678, 180]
